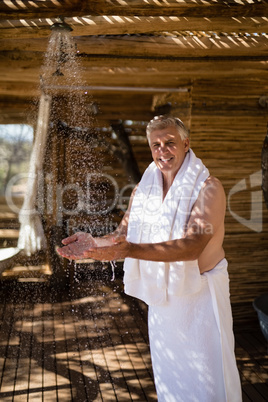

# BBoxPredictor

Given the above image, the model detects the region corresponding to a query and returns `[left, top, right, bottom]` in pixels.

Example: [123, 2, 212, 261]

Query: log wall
[190, 78, 268, 328]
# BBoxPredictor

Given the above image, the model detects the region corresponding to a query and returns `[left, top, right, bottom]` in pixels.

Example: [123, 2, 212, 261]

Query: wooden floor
[0, 265, 267, 402]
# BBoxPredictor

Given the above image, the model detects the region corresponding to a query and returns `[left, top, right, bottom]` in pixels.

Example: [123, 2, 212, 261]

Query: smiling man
[58, 115, 242, 402]
[148, 119, 190, 197]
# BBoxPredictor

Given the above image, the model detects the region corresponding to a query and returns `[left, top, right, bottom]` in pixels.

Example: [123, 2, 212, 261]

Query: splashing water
[41, 30, 77, 83]
[110, 260, 117, 281]
[17, 92, 51, 255]
[40, 27, 106, 239]
[21, 23, 116, 295]
[73, 261, 80, 283]
[41, 29, 96, 130]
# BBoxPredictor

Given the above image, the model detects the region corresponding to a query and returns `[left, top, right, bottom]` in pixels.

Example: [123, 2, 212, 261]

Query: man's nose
[159, 143, 168, 153]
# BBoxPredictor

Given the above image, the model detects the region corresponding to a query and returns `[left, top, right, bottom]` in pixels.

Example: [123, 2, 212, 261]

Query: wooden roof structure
[1, 1, 268, 126]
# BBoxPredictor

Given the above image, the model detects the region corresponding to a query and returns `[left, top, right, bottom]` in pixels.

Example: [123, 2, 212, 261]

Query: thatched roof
[0, 1, 268, 125]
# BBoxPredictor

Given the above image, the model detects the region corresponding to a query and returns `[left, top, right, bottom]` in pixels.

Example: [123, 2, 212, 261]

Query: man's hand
[57, 232, 97, 260]
[57, 232, 130, 261]
[82, 235, 129, 261]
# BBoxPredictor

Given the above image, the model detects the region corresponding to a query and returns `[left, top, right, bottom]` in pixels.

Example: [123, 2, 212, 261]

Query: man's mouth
[159, 157, 173, 162]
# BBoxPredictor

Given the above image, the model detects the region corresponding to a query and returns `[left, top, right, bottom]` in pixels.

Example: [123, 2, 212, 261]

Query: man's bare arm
[126, 177, 225, 261]
[57, 185, 138, 259]
[79, 176, 226, 263]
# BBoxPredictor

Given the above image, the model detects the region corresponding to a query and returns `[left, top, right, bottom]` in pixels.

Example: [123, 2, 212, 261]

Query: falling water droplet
[110, 260, 116, 281]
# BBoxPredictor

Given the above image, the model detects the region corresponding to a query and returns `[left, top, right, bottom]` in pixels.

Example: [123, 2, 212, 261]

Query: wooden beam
[109, 122, 142, 184]
[152, 90, 192, 130]
[1, 76, 268, 125]
[0, 1, 268, 19]
[69, 35, 268, 59]
[262, 127, 268, 209]
[0, 96, 34, 124]
[0, 57, 267, 98]
[1, 16, 268, 40]
[1, 33, 268, 58]
[1, 58, 268, 100]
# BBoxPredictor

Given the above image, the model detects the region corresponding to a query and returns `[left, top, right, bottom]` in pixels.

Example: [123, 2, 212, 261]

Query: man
[58, 116, 242, 401]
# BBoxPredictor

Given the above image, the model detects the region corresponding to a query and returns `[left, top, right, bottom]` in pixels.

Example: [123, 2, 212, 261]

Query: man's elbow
[183, 236, 211, 261]
[185, 247, 202, 261]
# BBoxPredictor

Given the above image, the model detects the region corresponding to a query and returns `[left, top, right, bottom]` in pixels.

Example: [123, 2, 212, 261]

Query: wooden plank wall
[190, 78, 268, 327]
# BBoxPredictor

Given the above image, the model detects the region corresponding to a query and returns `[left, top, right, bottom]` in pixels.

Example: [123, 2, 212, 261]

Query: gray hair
[146, 115, 189, 143]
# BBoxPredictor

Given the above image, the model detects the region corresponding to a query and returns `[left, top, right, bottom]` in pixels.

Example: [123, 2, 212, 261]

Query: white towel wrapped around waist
[123, 149, 210, 305]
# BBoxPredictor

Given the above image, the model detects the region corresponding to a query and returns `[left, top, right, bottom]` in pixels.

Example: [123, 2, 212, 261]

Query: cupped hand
[57, 232, 97, 260]
[83, 235, 130, 261]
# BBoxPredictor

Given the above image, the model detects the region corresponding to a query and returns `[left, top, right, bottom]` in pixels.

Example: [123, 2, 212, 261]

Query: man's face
[149, 126, 190, 180]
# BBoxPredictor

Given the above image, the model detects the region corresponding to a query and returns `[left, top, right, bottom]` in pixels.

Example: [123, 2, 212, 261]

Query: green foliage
[0, 125, 33, 195]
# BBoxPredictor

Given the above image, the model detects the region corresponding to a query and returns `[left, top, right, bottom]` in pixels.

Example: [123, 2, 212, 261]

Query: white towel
[17, 92, 51, 256]
[204, 260, 242, 401]
[123, 149, 210, 305]
[148, 259, 242, 401]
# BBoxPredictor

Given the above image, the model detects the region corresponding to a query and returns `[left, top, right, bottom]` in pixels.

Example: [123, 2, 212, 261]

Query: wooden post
[151, 88, 192, 132]
[43, 97, 69, 286]
[262, 126, 268, 209]
[111, 121, 142, 184]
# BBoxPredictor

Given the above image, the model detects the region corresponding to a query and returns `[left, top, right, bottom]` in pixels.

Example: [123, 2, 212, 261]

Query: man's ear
[184, 138, 190, 152]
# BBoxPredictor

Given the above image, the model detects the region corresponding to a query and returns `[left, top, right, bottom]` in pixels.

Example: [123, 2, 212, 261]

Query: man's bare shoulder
[194, 176, 226, 213]
[202, 176, 226, 199]
[194, 175, 226, 217]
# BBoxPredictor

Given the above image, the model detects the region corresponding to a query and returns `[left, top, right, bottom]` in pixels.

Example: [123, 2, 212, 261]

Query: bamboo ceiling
[0, 0, 268, 125]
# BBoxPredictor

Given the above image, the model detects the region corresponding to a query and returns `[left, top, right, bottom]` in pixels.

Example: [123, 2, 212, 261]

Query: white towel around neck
[123, 149, 210, 305]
